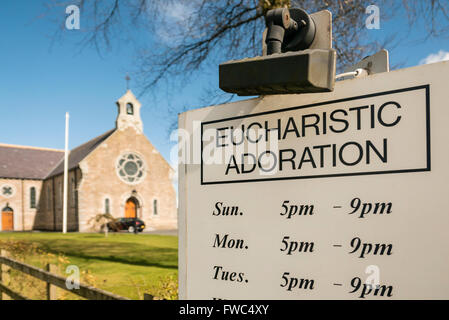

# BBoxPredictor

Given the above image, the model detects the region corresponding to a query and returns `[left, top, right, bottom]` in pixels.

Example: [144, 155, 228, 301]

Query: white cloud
[420, 50, 449, 65]
[165, 2, 193, 22]
[156, 2, 195, 44]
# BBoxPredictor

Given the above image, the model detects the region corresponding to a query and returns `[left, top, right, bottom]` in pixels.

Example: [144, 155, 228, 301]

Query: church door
[1, 206, 14, 231]
[125, 198, 137, 218]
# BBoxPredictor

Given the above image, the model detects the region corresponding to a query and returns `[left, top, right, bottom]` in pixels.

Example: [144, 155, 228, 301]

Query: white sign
[178, 61, 449, 299]
[201, 86, 429, 184]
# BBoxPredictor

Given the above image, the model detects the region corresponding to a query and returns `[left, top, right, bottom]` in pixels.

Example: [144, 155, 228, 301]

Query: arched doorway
[124, 197, 138, 218]
[1, 204, 14, 231]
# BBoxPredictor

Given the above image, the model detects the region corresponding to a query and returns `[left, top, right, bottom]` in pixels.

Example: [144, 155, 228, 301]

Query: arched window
[30, 187, 36, 209]
[105, 198, 110, 214]
[126, 103, 134, 115]
[58, 182, 62, 208]
[47, 185, 51, 209]
[71, 178, 76, 207]
[153, 199, 158, 215]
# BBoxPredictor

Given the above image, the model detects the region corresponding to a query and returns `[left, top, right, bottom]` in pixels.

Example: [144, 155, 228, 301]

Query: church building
[0, 90, 177, 232]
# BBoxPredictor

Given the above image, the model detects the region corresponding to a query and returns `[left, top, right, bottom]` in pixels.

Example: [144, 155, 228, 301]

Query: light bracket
[219, 9, 336, 96]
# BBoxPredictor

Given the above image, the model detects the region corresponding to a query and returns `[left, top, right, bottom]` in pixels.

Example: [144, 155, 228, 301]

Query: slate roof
[0, 145, 63, 180]
[47, 129, 116, 178]
[0, 129, 116, 180]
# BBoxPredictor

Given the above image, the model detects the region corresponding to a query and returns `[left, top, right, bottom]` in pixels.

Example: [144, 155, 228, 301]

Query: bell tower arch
[115, 90, 143, 133]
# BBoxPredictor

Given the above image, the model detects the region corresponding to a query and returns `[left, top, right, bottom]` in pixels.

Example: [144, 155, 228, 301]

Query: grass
[0, 232, 178, 300]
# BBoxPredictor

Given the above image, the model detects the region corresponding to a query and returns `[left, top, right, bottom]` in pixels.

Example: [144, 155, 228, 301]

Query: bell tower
[115, 89, 143, 133]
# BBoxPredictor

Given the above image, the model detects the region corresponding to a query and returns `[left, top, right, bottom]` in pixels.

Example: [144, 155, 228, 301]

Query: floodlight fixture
[219, 8, 336, 96]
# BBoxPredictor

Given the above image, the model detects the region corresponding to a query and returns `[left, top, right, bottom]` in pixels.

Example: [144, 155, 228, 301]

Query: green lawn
[0, 232, 178, 300]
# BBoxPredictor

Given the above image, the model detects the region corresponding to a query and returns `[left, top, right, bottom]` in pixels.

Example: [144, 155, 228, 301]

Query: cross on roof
[125, 74, 131, 90]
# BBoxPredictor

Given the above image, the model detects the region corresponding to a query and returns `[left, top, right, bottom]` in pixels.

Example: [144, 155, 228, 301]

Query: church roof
[46, 129, 116, 178]
[0, 144, 64, 180]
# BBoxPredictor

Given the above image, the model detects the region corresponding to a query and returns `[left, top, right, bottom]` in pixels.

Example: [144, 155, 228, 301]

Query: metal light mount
[219, 8, 336, 96]
[265, 8, 316, 55]
[343, 49, 390, 78]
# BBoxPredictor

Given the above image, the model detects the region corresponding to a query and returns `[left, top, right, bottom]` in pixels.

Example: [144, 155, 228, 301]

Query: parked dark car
[106, 218, 145, 233]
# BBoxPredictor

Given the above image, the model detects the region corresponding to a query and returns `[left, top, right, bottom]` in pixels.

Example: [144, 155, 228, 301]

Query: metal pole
[63, 112, 69, 234]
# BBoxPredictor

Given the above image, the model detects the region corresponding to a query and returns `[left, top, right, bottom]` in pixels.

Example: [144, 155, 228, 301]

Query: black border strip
[201, 85, 430, 185]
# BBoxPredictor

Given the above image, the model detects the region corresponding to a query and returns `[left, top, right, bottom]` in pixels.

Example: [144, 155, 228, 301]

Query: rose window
[116, 153, 146, 184]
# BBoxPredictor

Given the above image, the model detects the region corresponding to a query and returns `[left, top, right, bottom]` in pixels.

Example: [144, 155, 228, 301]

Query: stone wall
[0, 178, 42, 231]
[34, 168, 80, 231]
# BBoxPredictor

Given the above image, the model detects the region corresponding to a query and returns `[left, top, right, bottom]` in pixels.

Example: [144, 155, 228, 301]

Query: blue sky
[1, 1, 448, 165]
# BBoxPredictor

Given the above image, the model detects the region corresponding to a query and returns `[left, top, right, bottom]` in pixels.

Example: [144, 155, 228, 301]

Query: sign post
[178, 61, 449, 299]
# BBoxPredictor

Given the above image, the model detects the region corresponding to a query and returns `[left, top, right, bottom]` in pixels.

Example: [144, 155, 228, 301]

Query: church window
[1, 185, 14, 198]
[30, 187, 36, 208]
[105, 198, 110, 214]
[47, 185, 51, 209]
[71, 178, 76, 207]
[126, 103, 134, 115]
[153, 199, 158, 216]
[116, 152, 146, 185]
[58, 182, 62, 208]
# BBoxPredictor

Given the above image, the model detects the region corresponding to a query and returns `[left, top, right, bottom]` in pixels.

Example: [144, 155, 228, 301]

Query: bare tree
[49, 0, 449, 97]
